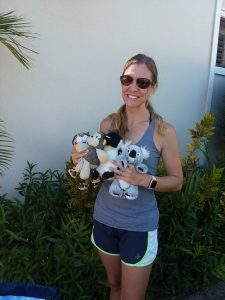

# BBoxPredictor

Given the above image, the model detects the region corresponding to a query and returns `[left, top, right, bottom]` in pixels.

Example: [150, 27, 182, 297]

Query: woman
[72, 54, 183, 300]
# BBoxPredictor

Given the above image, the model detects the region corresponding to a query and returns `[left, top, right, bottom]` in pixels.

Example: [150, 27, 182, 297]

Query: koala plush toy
[109, 142, 150, 200]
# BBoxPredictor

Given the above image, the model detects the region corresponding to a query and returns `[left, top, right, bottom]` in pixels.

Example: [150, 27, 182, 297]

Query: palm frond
[0, 11, 38, 69]
[0, 120, 14, 176]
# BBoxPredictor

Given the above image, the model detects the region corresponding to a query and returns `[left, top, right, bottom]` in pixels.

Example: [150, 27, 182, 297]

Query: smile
[127, 95, 139, 100]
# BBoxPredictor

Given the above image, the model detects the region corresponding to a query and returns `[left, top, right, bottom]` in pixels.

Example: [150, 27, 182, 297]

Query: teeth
[128, 95, 138, 99]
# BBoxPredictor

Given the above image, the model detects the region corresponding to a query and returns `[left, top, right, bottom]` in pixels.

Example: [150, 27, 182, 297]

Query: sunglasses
[120, 75, 155, 89]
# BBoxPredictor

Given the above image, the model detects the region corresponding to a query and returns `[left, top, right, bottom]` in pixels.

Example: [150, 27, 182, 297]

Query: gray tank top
[93, 120, 161, 232]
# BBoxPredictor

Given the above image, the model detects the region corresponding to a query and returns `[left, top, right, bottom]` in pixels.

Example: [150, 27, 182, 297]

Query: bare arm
[151, 123, 183, 191]
[100, 116, 113, 134]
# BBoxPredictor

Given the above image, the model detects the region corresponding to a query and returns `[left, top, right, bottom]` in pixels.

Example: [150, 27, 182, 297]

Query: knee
[108, 277, 121, 293]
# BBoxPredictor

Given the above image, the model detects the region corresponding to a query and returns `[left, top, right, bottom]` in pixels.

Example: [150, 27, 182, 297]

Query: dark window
[216, 17, 225, 68]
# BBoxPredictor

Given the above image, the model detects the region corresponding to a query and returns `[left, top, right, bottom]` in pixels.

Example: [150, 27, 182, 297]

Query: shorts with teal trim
[91, 219, 158, 267]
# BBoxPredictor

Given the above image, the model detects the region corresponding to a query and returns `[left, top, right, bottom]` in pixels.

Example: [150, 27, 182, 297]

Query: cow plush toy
[97, 131, 122, 180]
[68, 131, 107, 190]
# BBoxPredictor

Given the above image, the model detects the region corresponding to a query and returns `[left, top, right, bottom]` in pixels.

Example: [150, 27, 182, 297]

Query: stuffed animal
[68, 131, 89, 179]
[109, 142, 150, 200]
[74, 132, 107, 187]
[97, 131, 122, 180]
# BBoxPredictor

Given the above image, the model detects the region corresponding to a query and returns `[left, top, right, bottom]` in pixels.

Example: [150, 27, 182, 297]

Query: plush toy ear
[118, 139, 132, 151]
[141, 147, 150, 159]
[72, 134, 78, 145]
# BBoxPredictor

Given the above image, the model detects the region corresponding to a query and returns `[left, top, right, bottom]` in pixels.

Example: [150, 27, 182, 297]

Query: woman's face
[121, 63, 156, 109]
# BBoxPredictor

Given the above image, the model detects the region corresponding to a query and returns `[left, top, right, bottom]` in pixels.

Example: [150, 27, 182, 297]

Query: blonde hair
[111, 54, 164, 137]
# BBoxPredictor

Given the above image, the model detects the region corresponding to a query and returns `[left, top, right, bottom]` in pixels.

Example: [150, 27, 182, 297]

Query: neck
[125, 106, 150, 125]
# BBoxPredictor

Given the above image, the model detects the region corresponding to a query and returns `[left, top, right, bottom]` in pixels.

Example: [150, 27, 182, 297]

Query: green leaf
[0, 119, 14, 176]
[0, 11, 38, 69]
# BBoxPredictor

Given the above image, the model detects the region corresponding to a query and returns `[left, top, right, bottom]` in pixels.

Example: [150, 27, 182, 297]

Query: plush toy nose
[129, 150, 136, 158]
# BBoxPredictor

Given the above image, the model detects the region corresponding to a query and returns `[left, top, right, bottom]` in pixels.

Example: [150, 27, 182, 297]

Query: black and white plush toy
[97, 131, 122, 180]
[68, 131, 108, 190]
[75, 132, 107, 180]
[68, 132, 89, 179]
[109, 142, 150, 200]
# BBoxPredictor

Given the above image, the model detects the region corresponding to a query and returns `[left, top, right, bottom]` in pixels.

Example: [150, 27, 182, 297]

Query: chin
[125, 100, 143, 108]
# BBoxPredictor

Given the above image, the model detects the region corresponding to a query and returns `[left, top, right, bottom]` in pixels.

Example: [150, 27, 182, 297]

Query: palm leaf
[0, 11, 38, 69]
[0, 120, 14, 176]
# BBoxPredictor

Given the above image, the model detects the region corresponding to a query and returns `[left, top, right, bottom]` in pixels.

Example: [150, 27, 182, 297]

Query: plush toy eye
[118, 148, 122, 155]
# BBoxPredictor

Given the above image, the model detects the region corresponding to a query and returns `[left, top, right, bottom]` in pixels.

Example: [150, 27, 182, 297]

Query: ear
[141, 147, 150, 159]
[124, 140, 132, 148]
[72, 134, 77, 145]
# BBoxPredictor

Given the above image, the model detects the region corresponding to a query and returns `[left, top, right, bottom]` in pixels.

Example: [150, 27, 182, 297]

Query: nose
[128, 79, 139, 90]
[129, 150, 136, 158]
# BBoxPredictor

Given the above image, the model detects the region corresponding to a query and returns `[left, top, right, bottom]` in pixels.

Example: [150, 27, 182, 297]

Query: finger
[111, 167, 122, 176]
[72, 149, 88, 158]
[127, 164, 135, 170]
[74, 149, 88, 156]
[111, 160, 122, 169]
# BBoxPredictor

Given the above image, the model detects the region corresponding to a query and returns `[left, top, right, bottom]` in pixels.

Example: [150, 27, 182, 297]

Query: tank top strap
[149, 118, 156, 134]
[144, 118, 156, 140]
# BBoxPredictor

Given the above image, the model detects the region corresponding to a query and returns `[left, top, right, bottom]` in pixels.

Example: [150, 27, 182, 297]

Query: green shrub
[65, 159, 100, 224]
[0, 163, 106, 300]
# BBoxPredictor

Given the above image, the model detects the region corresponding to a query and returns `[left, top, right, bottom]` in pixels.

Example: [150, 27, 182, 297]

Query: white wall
[0, 0, 217, 196]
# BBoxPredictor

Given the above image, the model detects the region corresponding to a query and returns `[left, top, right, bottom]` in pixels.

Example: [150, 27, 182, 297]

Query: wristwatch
[147, 175, 157, 190]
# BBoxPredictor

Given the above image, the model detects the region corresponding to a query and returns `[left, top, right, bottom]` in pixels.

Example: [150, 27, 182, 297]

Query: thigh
[119, 229, 158, 299]
[121, 263, 152, 300]
[91, 220, 122, 286]
[98, 250, 122, 286]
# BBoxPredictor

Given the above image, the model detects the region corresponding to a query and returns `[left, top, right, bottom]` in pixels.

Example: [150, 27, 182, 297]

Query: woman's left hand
[111, 161, 142, 185]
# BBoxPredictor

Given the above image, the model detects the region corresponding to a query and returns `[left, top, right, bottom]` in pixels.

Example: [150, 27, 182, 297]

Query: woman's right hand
[71, 147, 88, 164]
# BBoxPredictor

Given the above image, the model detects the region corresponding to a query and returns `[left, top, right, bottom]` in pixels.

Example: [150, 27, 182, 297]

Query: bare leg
[121, 263, 152, 300]
[98, 250, 122, 300]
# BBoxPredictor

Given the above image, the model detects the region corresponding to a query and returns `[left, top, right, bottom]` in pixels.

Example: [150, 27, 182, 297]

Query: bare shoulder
[154, 121, 178, 152]
[100, 114, 113, 134]
[162, 121, 177, 137]
[161, 121, 180, 152]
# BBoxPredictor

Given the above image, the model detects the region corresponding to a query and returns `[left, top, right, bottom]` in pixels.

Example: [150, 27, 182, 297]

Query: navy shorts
[91, 219, 158, 267]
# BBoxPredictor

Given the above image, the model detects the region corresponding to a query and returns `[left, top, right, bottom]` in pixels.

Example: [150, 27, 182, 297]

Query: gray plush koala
[109, 142, 150, 200]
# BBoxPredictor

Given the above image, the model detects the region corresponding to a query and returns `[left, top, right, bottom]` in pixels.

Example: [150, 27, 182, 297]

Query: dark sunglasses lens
[136, 78, 151, 89]
[120, 75, 133, 86]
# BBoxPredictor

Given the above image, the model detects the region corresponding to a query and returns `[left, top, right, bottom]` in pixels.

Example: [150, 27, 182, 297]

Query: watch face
[151, 179, 157, 188]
